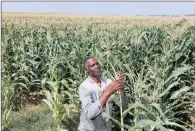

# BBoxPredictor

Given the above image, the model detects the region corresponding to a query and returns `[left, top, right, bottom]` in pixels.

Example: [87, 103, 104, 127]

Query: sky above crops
[2, 2, 195, 16]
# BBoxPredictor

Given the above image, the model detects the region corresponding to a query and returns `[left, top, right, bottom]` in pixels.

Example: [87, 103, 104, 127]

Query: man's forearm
[99, 90, 111, 107]
[119, 89, 125, 96]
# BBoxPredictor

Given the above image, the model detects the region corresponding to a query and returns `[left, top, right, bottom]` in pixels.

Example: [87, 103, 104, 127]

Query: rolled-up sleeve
[79, 85, 102, 119]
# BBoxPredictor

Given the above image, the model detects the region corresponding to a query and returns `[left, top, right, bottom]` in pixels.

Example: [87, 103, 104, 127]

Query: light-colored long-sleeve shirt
[78, 76, 128, 131]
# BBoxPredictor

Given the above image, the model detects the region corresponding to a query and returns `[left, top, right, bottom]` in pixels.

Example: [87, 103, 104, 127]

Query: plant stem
[120, 95, 124, 131]
[58, 125, 60, 131]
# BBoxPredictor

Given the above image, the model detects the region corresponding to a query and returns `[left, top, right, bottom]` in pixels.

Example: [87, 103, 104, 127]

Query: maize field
[2, 13, 195, 131]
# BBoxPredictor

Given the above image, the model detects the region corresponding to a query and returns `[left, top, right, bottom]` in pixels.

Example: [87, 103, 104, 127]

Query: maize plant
[2, 74, 15, 130]
[105, 26, 195, 130]
[41, 78, 78, 131]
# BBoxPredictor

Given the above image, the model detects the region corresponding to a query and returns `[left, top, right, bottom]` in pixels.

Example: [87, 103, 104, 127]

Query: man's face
[86, 58, 101, 77]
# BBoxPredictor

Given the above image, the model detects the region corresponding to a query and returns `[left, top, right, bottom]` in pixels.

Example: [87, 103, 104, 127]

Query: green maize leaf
[170, 86, 190, 99]
[13, 82, 29, 91]
[163, 122, 188, 131]
[160, 81, 179, 97]
[60, 79, 69, 88]
[150, 103, 165, 120]
[122, 102, 149, 118]
[129, 119, 169, 131]
[41, 78, 47, 88]
[18, 76, 29, 83]
[42, 99, 53, 110]
[165, 65, 192, 84]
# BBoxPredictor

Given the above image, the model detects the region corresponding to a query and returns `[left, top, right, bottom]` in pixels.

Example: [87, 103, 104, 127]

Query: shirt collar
[87, 76, 105, 83]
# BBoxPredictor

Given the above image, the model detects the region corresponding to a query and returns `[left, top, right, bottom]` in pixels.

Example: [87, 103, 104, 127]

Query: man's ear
[85, 68, 89, 72]
[85, 63, 89, 71]
[84, 67, 88, 72]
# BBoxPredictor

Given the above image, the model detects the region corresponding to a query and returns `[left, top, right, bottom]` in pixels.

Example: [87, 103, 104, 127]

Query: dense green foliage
[2, 14, 195, 130]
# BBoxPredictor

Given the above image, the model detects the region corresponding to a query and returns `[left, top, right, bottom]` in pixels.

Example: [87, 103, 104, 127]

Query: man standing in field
[78, 56, 127, 131]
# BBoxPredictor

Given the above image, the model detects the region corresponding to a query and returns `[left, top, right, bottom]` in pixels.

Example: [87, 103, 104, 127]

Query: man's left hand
[115, 72, 125, 96]
[115, 72, 124, 82]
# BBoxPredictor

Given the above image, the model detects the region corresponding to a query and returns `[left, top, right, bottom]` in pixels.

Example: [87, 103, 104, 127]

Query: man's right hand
[99, 80, 122, 107]
[106, 80, 122, 95]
